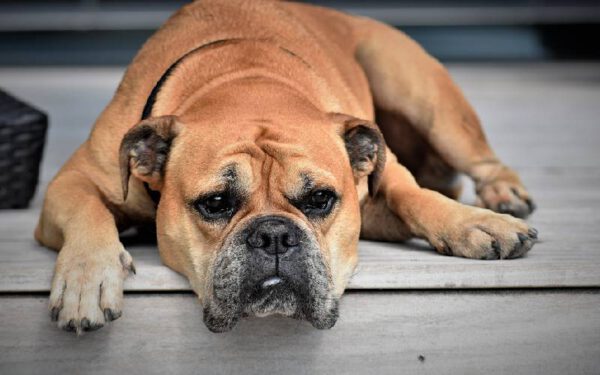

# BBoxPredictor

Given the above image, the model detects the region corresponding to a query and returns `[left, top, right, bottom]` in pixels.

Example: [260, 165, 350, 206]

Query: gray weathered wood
[2, 165, 595, 241]
[2, 164, 599, 291]
[1, 229, 598, 292]
[1, 199, 600, 291]
[1, 292, 599, 375]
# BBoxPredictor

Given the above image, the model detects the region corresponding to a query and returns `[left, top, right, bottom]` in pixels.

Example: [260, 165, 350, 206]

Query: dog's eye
[195, 193, 237, 221]
[299, 189, 337, 218]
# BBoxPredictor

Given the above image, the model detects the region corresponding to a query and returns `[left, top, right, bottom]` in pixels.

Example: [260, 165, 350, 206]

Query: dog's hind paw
[48, 245, 135, 334]
[473, 165, 535, 219]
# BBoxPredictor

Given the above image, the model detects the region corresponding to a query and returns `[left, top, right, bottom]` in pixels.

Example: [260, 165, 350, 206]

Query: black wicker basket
[0, 89, 48, 209]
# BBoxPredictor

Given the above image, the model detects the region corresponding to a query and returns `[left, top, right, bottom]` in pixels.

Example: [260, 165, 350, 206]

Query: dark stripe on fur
[140, 38, 240, 120]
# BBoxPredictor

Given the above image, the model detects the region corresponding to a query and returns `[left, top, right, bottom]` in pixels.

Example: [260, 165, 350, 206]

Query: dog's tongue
[261, 276, 282, 289]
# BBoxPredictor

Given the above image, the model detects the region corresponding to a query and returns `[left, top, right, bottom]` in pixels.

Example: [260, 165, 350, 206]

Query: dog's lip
[260, 276, 283, 289]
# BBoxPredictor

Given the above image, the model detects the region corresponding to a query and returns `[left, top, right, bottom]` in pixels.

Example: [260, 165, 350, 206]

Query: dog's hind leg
[374, 109, 463, 201]
[35, 168, 135, 334]
[353, 20, 535, 218]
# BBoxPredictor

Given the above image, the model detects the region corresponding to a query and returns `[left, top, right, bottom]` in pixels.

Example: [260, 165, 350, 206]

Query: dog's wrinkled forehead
[169, 123, 346, 204]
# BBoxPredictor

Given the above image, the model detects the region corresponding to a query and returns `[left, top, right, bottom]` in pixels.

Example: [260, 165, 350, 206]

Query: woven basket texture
[0, 89, 48, 209]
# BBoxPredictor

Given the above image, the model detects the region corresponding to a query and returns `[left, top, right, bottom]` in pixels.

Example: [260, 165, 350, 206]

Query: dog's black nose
[246, 217, 300, 256]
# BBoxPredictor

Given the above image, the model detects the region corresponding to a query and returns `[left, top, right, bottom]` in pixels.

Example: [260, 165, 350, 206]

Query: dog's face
[120, 101, 385, 332]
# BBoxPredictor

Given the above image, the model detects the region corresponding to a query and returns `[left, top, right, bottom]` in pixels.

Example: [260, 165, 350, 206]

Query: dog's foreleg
[375, 152, 537, 259]
[35, 170, 135, 333]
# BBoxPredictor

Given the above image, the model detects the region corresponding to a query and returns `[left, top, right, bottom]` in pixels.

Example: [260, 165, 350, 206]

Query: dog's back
[100, 1, 368, 138]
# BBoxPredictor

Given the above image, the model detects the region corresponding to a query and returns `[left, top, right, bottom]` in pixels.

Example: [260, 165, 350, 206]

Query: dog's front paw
[432, 208, 538, 260]
[48, 245, 135, 334]
[474, 166, 535, 218]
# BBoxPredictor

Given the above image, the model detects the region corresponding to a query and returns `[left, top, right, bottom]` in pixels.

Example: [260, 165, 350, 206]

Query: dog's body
[36, 0, 537, 333]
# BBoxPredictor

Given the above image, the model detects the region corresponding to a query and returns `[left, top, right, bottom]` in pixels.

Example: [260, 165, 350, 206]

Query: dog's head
[119, 85, 385, 332]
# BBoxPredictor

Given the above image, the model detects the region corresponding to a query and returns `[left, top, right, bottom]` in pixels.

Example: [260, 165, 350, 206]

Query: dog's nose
[246, 217, 300, 256]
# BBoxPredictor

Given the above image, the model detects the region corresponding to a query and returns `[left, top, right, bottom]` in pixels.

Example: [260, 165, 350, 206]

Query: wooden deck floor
[1, 63, 599, 374]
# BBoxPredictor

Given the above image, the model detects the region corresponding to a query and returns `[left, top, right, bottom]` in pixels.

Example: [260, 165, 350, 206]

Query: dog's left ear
[332, 113, 386, 197]
[119, 115, 181, 201]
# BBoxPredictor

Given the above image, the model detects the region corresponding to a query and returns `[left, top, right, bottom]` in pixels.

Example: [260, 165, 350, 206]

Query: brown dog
[35, 0, 537, 333]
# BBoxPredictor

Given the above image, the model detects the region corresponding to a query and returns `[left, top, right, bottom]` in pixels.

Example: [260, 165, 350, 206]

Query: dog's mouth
[202, 217, 339, 333]
[203, 275, 339, 333]
[242, 276, 299, 318]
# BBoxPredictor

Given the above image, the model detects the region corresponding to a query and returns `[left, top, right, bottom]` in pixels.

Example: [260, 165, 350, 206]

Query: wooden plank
[0, 291, 599, 374]
[1, 201, 599, 292]
[0, 236, 598, 292]
[450, 64, 600, 168]
[1, 166, 599, 291]
[4, 166, 600, 241]
[2, 164, 599, 291]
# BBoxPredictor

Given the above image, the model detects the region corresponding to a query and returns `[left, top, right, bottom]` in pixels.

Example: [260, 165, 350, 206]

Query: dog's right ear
[119, 115, 181, 201]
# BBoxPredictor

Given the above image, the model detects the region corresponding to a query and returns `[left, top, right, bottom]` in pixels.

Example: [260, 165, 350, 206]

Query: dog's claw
[528, 228, 539, 240]
[63, 319, 77, 332]
[517, 233, 528, 244]
[491, 240, 501, 259]
[50, 307, 60, 322]
[80, 318, 103, 332]
[103, 308, 122, 322]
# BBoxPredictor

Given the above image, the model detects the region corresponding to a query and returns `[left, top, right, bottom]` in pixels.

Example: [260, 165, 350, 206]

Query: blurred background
[1, 0, 600, 65]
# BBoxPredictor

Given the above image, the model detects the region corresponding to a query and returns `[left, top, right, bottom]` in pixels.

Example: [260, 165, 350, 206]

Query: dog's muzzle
[203, 215, 339, 332]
